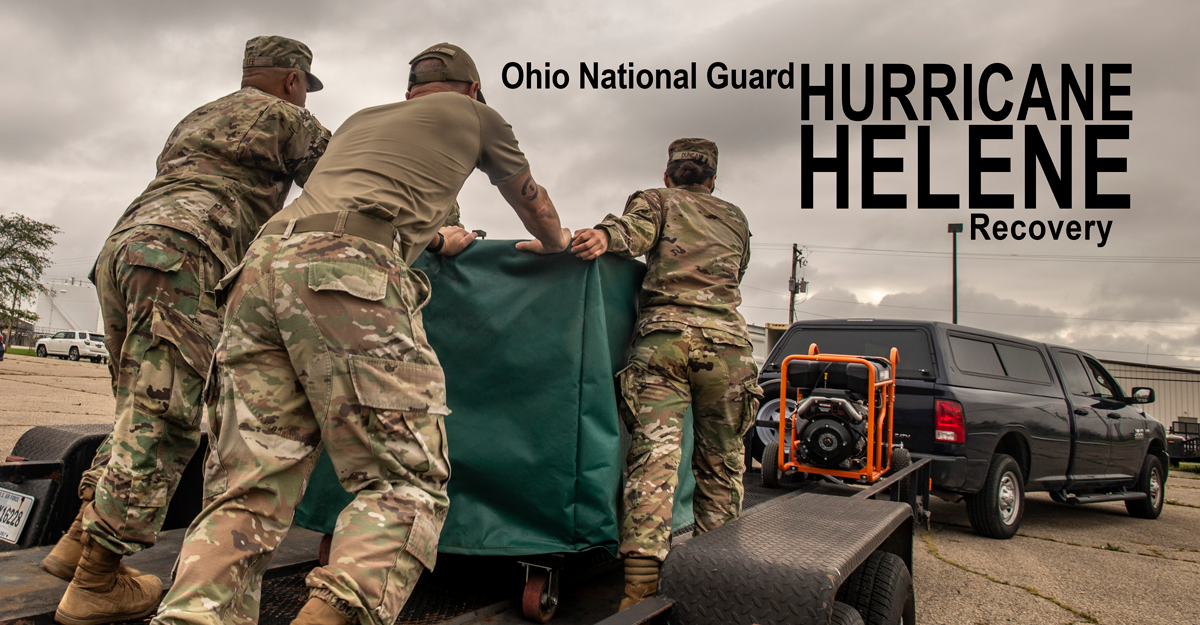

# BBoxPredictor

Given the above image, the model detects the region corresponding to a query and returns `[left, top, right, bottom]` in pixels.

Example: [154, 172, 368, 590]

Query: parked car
[35, 331, 108, 363]
[757, 319, 1167, 539]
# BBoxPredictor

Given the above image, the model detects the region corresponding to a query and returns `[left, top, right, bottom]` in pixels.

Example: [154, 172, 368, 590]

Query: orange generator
[762, 344, 900, 487]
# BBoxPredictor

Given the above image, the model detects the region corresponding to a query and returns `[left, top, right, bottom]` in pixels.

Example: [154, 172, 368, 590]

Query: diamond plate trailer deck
[0, 458, 928, 625]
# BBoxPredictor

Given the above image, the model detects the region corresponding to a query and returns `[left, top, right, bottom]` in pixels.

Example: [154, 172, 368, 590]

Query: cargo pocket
[403, 512, 440, 571]
[737, 379, 764, 437]
[616, 364, 643, 432]
[350, 355, 450, 480]
[638, 321, 688, 337]
[701, 327, 751, 348]
[309, 261, 388, 302]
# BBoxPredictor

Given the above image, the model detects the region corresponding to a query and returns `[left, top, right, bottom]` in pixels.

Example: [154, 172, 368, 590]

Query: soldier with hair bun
[573, 138, 762, 611]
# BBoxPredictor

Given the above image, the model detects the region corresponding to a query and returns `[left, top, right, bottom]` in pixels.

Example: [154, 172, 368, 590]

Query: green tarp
[294, 241, 695, 556]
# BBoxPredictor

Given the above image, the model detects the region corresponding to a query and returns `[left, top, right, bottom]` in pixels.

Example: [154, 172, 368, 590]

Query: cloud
[1, 0, 1197, 370]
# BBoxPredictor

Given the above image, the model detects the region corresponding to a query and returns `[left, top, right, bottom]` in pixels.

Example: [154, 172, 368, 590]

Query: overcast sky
[2, 0, 1198, 371]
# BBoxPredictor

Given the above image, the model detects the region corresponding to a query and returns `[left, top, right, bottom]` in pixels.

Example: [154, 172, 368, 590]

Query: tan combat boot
[54, 535, 163, 625]
[40, 506, 87, 580]
[40, 505, 144, 582]
[617, 557, 660, 611]
[290, 597, 351, 625]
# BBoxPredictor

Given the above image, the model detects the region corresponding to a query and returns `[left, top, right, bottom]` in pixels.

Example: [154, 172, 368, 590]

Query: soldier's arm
[504, 172, 570, 254]
[283, 109, 331, 186]
[738, 232, 752, 282]
[574, 192, 662, 261]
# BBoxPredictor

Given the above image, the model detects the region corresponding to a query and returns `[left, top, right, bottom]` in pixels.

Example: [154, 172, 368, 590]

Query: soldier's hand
[515, 227, 571, 254]
[570, 228, 609, 261]
[436, 226, 477, 256]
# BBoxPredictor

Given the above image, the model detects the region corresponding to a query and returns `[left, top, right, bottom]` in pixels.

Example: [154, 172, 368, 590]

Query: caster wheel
[522, 570, 558, 623]
[762, 441, 781, 488]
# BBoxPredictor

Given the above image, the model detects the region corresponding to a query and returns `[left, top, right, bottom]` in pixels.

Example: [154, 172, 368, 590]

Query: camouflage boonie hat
[408, 43, 486, 104]
[668, 138, 718, 173]
[243, 35, 323, 92]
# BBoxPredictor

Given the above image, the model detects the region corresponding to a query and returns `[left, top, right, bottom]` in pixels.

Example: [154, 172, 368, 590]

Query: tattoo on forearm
[520, 175, 540, 201]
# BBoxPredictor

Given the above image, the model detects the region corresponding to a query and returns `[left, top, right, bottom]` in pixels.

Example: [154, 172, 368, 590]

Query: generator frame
[772, 344, 899, 484]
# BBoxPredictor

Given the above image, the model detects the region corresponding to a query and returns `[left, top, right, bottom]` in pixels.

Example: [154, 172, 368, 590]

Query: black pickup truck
[754, 319, 1168, 539]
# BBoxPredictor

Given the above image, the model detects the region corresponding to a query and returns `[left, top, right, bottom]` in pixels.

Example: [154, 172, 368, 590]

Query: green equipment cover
[294, 241, 696, 556]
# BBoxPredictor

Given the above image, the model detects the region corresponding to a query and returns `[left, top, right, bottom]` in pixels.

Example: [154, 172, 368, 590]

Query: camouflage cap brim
[305, 72, 324, 92]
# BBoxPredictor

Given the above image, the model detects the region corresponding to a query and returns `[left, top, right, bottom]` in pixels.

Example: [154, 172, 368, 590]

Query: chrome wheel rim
[998, 471, 1020, 525]
[756, 397, 796, 447]
[1150, 467, 1163, 508]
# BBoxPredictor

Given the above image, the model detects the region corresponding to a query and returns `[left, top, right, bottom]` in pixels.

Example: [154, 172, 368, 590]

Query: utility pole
[787, 245, 807, 324]
[948, 223, 963, 324]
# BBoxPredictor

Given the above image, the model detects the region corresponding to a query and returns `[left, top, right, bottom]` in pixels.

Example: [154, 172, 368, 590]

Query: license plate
[0, 486, 35, 544]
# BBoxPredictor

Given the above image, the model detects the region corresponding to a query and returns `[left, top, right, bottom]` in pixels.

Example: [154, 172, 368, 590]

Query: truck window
[52, 332, 67, 339]
[90, 334, 105, 342]
[773, 328, 934, 379]
[995, 344, 1052, 383]
[1053, 352, 1095, 397]
[1084, 358, 1122, 399]
[949, 336, 1005, 376]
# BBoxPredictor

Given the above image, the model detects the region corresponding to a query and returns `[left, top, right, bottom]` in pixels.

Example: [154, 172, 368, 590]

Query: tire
[836, 551, 914, 625]
[762, 441, 781, 488]
[831, 601, 866, 625]
[90, 357, 101, 364]
[965, 453, 1024, 539]
[752, 382, 794, 463]
[68, 347, 80, 362]
[36, 345, 46, 357]
[887, 447, 912, 503]
[1126, 454, 1165, 519]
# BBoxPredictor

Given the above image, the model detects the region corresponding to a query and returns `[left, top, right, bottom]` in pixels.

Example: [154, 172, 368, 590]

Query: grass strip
[921, 532, 1100, 624]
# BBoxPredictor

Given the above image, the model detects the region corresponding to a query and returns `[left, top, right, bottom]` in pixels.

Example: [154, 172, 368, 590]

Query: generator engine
[794, 390, 871, 470]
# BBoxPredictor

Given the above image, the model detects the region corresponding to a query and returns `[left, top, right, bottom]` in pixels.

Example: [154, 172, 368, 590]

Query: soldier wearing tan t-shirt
[155, 43, 569, 625]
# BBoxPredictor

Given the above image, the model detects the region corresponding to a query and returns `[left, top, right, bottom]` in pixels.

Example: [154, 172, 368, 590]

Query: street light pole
[948, 223, 963, 324]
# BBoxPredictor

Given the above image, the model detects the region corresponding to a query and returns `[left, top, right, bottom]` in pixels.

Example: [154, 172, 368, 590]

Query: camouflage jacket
[109, 87, 330, 271]
[597, 184, 752, 342]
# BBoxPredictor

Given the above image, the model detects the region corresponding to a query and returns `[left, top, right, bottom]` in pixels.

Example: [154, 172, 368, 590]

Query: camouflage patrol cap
[668, 138, 718, 173]
[408, 43, 486, 104]
[243, 35, 323, 92]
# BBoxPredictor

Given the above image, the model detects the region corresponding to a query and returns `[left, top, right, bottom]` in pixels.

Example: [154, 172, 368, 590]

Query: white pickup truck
[34, 331, 108, 363]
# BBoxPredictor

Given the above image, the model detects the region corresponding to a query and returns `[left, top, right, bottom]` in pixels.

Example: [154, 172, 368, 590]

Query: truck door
[1082, 356, 1145, 480]
[1051, 350, 1111, 480]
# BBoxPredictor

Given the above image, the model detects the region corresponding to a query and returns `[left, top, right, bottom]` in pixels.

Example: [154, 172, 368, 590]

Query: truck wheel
[762, 441, 781, 488]
[36, 345, 46, 357]
[68, 347, 80, 362]
[1126, 454, 1165, 519]
[831, 601, 865, 625]
[966, 453, 1024, 539]
[836, 551, 914, 625]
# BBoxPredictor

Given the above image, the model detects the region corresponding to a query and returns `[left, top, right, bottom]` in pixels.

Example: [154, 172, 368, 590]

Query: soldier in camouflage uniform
[43, 36, 330, 625]
[572, 138, 762, 611]
[154, 43, 570, 625]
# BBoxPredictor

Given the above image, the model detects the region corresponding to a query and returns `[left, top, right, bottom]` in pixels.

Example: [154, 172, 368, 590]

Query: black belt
[260, 211, 397, 247]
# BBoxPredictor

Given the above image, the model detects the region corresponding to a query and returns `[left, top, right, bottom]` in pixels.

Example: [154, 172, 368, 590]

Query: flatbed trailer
[1, 425, 930, 625]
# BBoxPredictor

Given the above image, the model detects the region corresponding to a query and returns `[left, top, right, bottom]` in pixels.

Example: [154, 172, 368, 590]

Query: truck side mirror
[1130, 387, 1155, 404]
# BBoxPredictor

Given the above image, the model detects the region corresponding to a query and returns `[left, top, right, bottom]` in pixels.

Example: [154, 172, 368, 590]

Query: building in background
[1101, 360, 1200, 428]
[34, 278, 102, 336]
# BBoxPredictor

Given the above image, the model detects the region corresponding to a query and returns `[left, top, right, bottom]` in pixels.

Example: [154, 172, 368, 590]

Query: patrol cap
[668, 138, 718, 173]
[243, 35, 323, 92]
[408, 43, 486, 104]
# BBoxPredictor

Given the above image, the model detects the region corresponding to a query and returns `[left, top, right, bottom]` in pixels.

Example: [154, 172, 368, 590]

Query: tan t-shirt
[273, 92, 530, 265]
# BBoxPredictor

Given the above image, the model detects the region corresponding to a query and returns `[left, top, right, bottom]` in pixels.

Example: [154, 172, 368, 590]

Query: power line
[806, 296, 1200, 326]
[752, 243, 1200, 264]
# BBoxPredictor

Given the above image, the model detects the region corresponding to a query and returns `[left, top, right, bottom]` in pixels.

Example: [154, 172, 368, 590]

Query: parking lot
[2, 352, 1198, 624]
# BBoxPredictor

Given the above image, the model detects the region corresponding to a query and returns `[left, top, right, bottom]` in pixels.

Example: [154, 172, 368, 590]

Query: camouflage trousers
[155, 230, 450, 625]
[618, 324, 761, 562]
[81, 225, 222, 555]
